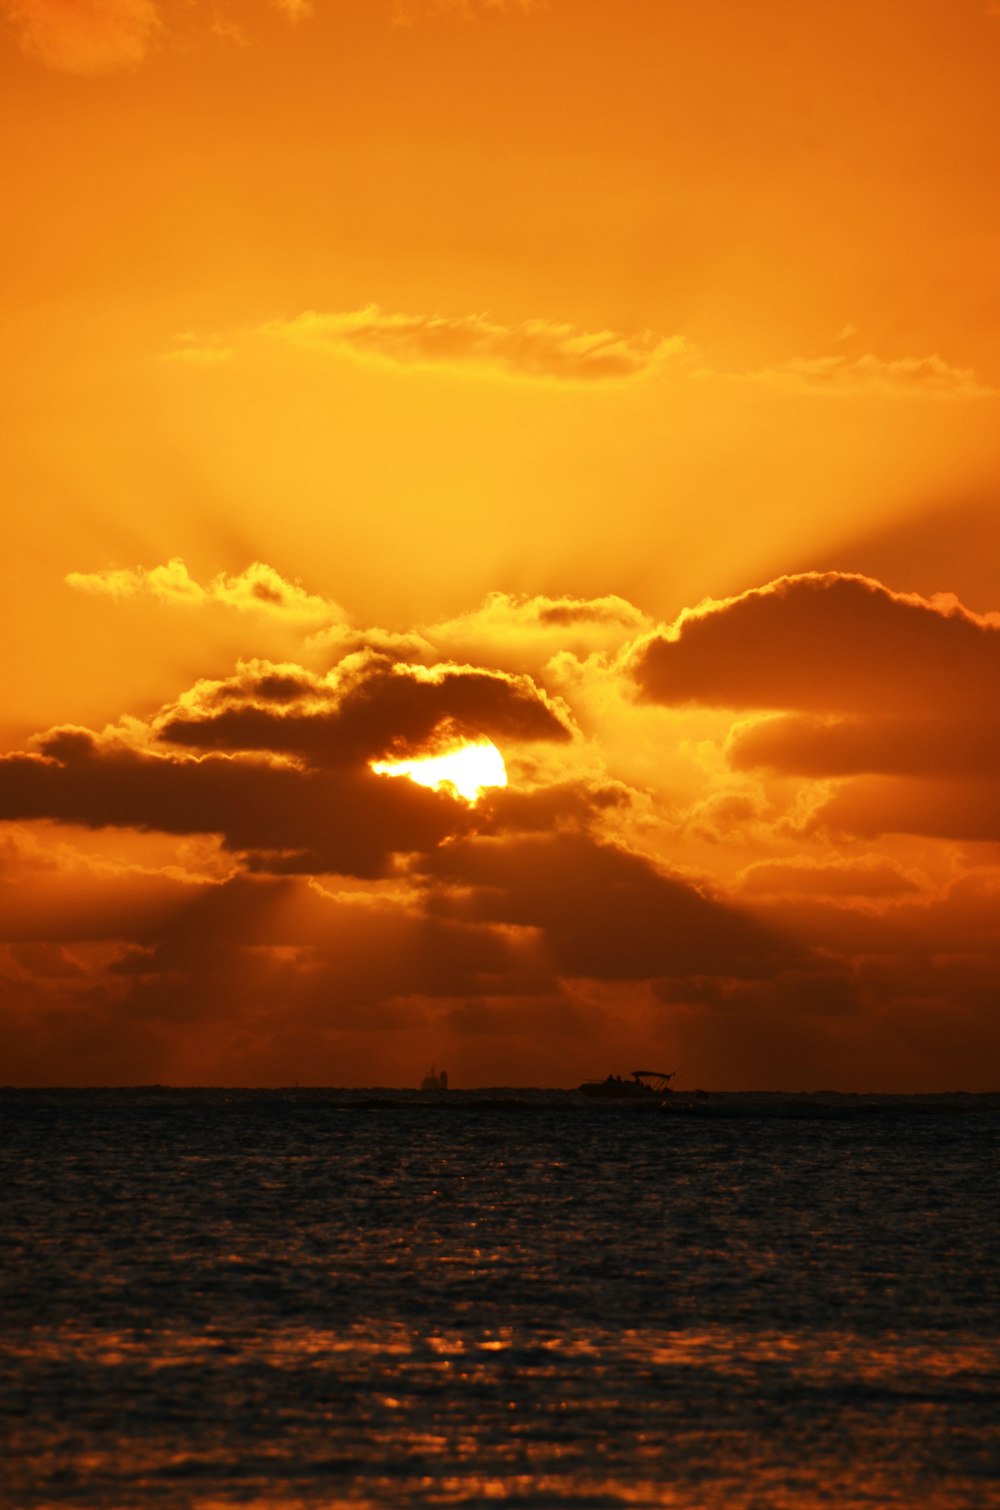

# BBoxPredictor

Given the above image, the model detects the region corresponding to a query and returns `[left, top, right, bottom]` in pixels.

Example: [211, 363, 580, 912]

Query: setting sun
[370, 740, 507, 804]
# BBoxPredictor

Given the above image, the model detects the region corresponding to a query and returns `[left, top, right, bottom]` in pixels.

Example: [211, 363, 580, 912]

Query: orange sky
[2, 0, 1000, 1089]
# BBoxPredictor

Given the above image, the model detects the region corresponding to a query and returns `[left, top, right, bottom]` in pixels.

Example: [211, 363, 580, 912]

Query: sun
[370, 739, 507, 804]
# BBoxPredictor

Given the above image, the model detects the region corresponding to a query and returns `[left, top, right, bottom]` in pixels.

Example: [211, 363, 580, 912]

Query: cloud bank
[4, 567, 1000, 1089]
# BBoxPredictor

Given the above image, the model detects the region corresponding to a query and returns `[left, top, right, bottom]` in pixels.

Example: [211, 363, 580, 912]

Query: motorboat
[578, 1069, 675, 1099]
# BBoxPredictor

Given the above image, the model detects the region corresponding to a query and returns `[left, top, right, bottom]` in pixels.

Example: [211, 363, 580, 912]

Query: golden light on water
[370, 740, 507, 804]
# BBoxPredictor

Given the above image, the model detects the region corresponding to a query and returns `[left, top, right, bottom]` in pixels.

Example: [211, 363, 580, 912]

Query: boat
[420, 1067, 449, 1092]
[578, 1069, 675, 1099]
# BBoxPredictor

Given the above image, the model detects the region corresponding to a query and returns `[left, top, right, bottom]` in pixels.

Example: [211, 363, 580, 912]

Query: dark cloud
[0, 863, 568, 1083]
[535, 600, 645, 629]
[632, 575, 1000, 848]
[0, 652, 575, 878]
[631, 573, 1000, 715]
[418, 831, 793, 981]
[106, 872, 551, 1010]
[158, 654, 574, 763]
[729, 713, 1000, 780]
[0, 738, 471, 877]
[649, 871, 1000, 1092]
[477, 779, 632, 836]
[0, 855, 202, 944]
[813, 775, 1000, 843]
[736, 856, 921, 900]
[5, 820, 998, 1090]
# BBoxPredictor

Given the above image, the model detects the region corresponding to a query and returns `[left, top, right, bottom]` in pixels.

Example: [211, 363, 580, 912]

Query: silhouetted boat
[578, 1069, 675, 1099]
[421, 1067, 449, 1092]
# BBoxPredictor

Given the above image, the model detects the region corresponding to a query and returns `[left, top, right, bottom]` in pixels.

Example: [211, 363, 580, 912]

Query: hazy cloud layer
[3, 0, 160, 73]
[164, 315, 998, 403]
[3, 0, 533, 77]
[393, 0, 541, 22]
[3, 0, 313, 72]
[743, 351, 995, 399]
[5, 849, 1000, 1089]
[261, 305, 685, 384]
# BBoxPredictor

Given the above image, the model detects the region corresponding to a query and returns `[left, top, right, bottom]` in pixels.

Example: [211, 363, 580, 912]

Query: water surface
[3, 1089, 998, 1508]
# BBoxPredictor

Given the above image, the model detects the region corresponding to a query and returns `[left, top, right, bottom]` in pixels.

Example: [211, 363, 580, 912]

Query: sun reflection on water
[6, 1320, 997, 1508]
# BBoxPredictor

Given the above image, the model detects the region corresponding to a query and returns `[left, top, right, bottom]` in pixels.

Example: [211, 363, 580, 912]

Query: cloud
[2, 0, 161, 73]
[735, 856, 922, 901]
[0, 861, 586, 1087]
[7, 834, 999, 1090]
[812, 776, 1000, 844]
[162, 335, 233, 364]
[0, 734, 472, 878]
[305, 623, 437, 665]
[212, 563, 342, 621]
[0, 823, 210, 943]
[66, 557, 206, 605]
[630, 573, 1000, 716]
[425, 591, 652, 674]
[0, 650, 573, 876]
[164, 315, 996, 402]
[105, 873, 552, 1011]
[480, 778, 633, 837]
[729, 713, 1000, 780]
[66, 558, 345, 626]
[260, 305, 686, 384]
[741, 351, 995, 399]
[10, 568, 1000, 1089]
[3, 0, 314, 73]
[392, 0, 542, 24]
[155, 652, 575, 764]
[419, 831, 793, 982]
[631, 572, 1000, 846]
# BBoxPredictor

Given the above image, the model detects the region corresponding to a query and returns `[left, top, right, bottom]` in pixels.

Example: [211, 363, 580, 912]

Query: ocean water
[2, 1089, 998, 1509]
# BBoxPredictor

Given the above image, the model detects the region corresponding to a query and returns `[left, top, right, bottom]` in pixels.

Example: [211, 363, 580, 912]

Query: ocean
[2, 1089, 998, 1508]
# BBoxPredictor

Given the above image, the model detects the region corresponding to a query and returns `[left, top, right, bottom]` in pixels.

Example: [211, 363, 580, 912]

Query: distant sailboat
[421, 1067, 449, 1092]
